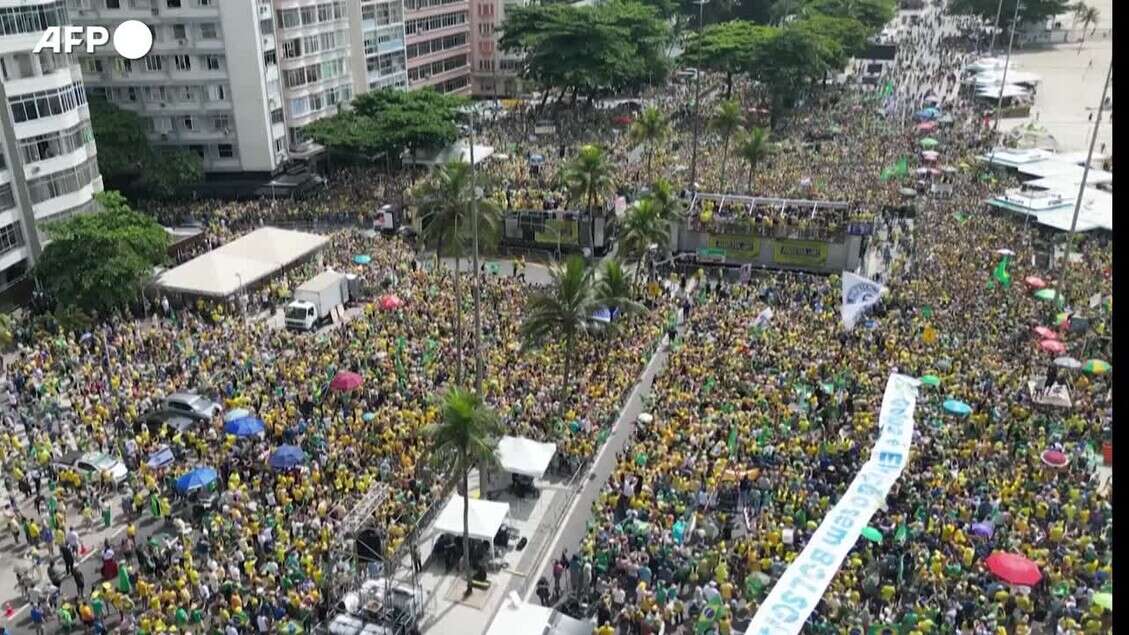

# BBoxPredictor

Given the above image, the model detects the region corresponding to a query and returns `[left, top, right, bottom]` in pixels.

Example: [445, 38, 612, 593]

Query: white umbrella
[994, 249, 1016, 256]
[1054, 356, 1082, 370]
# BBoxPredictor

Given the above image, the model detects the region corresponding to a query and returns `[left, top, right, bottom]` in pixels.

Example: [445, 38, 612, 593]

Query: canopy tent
[975, 83, 1031, 99]
[434, 495, 510, 541]
[486, 598, 592, 635]
[408, 142, 495, 167]
[974, 70, 1040, 87]
[158, 227, 329, 299]
[497, 436, 557, 479]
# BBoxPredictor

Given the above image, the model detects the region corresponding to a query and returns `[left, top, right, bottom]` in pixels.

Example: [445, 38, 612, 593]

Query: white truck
[285, 270, 349, 331]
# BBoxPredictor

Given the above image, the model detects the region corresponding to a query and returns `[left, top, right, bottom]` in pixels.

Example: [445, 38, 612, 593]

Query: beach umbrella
[970, 522, 994, 538]
[1038, 339, 1066, 354]
[353, 255, 372, 265]
[1082, 359, 1111, 375]
[993, 248, 1015, 256]
[919, 374, 941, 387]
[943, 399, 972, 416]
[329, 370, 364, 392]
[224, 416, 265, 437]
[985, 552, 1042, 586]
[1023, 276, 1047, 289]
[1033, 289, 1061, 302]
[1053, 356, 1082, 370]
[1092, 592, 1112, 611]
[1041, 449, 1069, 468]
[362, 412, 376, 422]
[899, 187, 917, 197]
[1032, 326, 1058, 340]
[916, 121, 938, 132]
[224, 408, 251, 423]
[268, 445, 307, 470]
[921, 150, 940, 161]
[920, 137, 940, 149]
[860, 527, 883, 543]
[175, 467, 218, 494]
[379, 294, 403, 311]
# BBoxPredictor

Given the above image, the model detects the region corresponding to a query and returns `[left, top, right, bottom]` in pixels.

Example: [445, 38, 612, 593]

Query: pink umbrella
[379, 294, 403, 311]
[916, 121, 938, 132]
[985, 552, 1042, 586]
[1041, 449, 1069, 467]
[1032, 326, 1059, 340]
[1038, 339, 1066, 353]
[329, 371, 364, 392]
[1024, 276, 1047, 289]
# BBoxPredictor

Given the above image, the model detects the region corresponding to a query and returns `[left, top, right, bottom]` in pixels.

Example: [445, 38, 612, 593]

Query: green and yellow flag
[989, 255, 1012, 289]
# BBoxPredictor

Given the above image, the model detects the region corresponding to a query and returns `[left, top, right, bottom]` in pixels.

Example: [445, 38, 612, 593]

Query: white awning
[158, 227, 329, 298]
[408, 142, 495, 166]
[497, 436, 557, 479]
[434, 495, 510, 541]
[486, 597, 594, 635]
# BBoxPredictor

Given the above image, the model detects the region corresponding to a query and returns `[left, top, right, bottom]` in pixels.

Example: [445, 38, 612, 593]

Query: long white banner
[745, 373, 920, 635]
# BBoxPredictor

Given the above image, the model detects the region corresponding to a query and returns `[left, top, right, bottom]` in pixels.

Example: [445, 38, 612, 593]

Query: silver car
[160, 392, 223, 421]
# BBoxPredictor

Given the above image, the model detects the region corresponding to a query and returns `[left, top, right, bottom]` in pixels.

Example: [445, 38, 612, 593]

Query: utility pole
[987, 0, 1006, 56]
[1055, 62, 1111, 306]
[986, 0, 1022, 169]
[687, 0, 708, 190]
[466, 109, 485, 396]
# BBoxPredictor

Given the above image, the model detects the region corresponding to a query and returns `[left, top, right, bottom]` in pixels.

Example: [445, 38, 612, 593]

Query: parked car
[159, 392, 222, 421]
[139, 410, 199, 435]
[53, 451, 129, 485]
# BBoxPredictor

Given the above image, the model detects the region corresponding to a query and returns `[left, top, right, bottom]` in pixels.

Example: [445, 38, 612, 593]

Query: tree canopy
[682, 21, 777, 95]
[88, 98, 204, 198]
[34, 191, 168, 315]
[947, 0, 1070, 27]
[305, 88, 467, 161]
[500, 0, 672, 100]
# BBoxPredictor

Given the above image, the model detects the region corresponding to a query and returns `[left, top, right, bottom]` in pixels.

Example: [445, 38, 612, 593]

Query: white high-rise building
[0, 0, 105, 290]
[70, 0, 409, 175]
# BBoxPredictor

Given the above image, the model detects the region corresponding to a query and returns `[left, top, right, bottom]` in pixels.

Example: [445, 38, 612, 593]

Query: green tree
[789, 14, 870, 68]
[1073, 4, 1099, 47]
[618, 198, 670, 282]
[88, 98, 149, 182]
[426, 387, 501, 595]
[736, 127, 772, 193]
[749, 27, 828, 125]
[594, 259, 645, 336]
[800, 0, 896, 31]
[710, 99, 744, 191]
[647, 177, 686, 223]
[138, 150, 204, 200]
[414, 160, 502, 385]
[947, 0, 1069, 31]
[35, 191, 168, 315]
[521, 256, 598, 418]
[629, 106, 670, 181]
[52, 305, 92, 334]
[682, 21, 776, 97]
[563, 145, 616, 219]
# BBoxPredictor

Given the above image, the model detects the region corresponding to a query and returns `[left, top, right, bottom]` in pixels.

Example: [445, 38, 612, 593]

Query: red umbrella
[1038, 339, 1066, 353]
[985, 552, 1042, 586]
[1032, 326, 1059, 340]
[329, 371, 364, 392]
[1041, 449, 1069, 467]
[379, 294, 403, 311]
[1024, 276, 1047, 289]
[916, 121, 938, 132]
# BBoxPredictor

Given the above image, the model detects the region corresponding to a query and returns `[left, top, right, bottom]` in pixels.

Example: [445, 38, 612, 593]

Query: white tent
[486, 595, 593, 635]
[158, 227, 329, 298]
[976, 83, 1030, 99]
[408, 142, 495, 167]
[497, 436, 557, 479]
[433, 495, 510, 541]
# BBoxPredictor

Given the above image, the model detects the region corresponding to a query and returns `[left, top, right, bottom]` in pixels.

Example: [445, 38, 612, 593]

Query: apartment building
[0, 0, 105, 289]
[404, 0, 471, 94]
[468, 0, 525, 97]
[70, 0, 409, 174]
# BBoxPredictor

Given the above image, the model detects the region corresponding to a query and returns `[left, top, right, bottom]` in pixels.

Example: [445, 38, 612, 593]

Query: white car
[55, 451, 129, 485]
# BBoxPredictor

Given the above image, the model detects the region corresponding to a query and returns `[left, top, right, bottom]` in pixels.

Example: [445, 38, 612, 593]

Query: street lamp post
[461, 108, 485, 396]
[986, 1, 1022, 168]
[987, 0, 1006, 56]
[1055, 62, 1111, 305]
[687, 0, 708, 190]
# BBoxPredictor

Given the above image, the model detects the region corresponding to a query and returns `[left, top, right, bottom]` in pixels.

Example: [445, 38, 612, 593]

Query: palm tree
[710, 99, 744, 192]
[594, 259, 645, 323]
[618, 198, 669, 288]
[426, 387, 501, 595]
[562, 145, 616, 223]
[629, 107, 670, 181]
[647, 178, 686, 223]
[415, 160, 502, 385]
[736, 127, 772, 194]
[1074, 4, 1099, 49]
[520, 256, 597, 418]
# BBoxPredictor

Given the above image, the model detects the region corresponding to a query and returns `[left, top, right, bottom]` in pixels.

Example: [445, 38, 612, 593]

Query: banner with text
[745, 373, 920, 635]
[774, 239, 829, 267]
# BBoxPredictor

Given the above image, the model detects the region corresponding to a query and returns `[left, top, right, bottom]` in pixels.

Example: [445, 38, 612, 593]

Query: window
[173, 24, 186, 40]
[180, 115, 195, 131]
[213, 114, 229, 131]
[0, 187, 16, 213]
[19, 123, 92, 163]
[208, 84, 226, 101]
[181, 86, 193, 101]
[283, 38, 301, 58]
[166, 0, 181, 7]
[205, 55, 221, 70]
[0, 2, 68, 38]
[8, 82, 86, 124]
[153, 116, 172, 132]
[0, 221, 23, 255]
[106, 0, 121, 7]
[199, 23, 217, 39]
[263, 50, 276, 66]
[188, 145, 204, 158]
[217, 144, 233, 158]
[145, 55, 163, 72]
[270, 108, 284, 124]
[26, 157, 99, 204]
[280, 9, 300, 28]
[173, 55, 191, 71]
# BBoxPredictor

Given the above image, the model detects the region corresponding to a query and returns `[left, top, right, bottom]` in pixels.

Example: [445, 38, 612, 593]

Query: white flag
[753, 307, 774, 329]
[841, 271, 885, 331]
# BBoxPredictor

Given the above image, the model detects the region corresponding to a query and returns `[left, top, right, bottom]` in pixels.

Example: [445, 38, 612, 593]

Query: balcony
[23, 146, 97, 184]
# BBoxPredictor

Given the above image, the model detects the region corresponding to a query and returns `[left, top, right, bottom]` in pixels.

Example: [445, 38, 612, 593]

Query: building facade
[468, 0, 524, 97]
[70, 0, 409, 173]
[0, 0, 105, 289]
[404, 0, 471, 94]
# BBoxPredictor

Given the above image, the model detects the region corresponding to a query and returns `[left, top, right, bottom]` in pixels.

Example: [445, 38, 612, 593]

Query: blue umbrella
[943, 399, 972, 416]
[223, 408, 250, 423]
[353, 255, 372, 265]
[224, 416, 265, 437]
[175, 467, 217, 494]
[269, 445, 307, 470]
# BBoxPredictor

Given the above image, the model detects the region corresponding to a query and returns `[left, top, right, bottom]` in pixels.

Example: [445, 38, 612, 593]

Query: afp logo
[34, 20, 153, 60]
